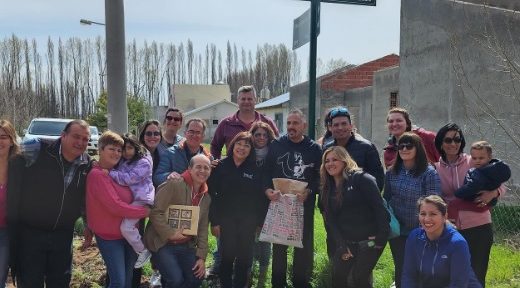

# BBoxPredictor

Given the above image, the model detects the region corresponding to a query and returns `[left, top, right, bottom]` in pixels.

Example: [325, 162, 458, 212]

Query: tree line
[0, 35, 302, 132]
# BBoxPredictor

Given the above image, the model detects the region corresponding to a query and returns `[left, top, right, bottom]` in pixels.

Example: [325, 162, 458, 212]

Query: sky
[1, 0, 400, 74]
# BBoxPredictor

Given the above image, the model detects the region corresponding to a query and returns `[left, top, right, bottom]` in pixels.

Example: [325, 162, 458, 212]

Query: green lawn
[203, 208, 520, 288]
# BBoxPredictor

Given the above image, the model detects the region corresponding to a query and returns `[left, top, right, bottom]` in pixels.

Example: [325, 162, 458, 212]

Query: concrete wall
[257, 103, 290, 134]
[400, 0, 520, 184]
[372, 66, 400, 154]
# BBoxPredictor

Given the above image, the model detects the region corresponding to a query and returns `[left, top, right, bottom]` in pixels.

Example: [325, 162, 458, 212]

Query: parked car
[88, 126, 100, 155]
[23, 118, 74, 143]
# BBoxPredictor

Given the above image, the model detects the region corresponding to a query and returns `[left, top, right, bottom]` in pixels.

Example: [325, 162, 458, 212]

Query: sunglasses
[330, 107, 350, 118]
[165, 116, 182, 122]
[398, 143, 414, 150]
[144, 131, 161, 137]
[443, 136, 462, 144]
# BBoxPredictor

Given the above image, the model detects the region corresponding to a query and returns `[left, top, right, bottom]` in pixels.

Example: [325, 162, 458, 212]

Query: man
[264, 109, 322, 288]
[154, 118, 212, 186]
[322, 106, 384, 190]
[15, 120, 91, 287]
[161, 107, 185, 149]
[211, 85, 279, 159]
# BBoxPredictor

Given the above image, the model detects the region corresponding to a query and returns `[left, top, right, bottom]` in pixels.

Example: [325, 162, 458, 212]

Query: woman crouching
[402, 195, 481, 287]
[320, 146, 389, 288]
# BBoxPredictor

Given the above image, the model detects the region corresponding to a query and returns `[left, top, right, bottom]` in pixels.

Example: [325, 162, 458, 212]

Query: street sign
[301, 0, 376, 5]
[293, 7, 320, 50]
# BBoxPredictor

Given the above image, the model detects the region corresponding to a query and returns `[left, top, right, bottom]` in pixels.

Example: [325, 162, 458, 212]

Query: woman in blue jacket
[402, 195, 481, 288]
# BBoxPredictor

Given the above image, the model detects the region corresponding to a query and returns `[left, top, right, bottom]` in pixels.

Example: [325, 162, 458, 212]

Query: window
[212, 119, 219, 125]
[390, 91, 399, 108]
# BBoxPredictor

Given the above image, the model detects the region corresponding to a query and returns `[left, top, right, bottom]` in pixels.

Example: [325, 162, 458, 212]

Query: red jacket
[383, 127, 440, 168]
[86, 165, 148, 240]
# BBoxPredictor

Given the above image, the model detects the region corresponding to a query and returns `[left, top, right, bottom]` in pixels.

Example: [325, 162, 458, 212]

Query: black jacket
[323, 134, 385, 191]
[6, 154, 25, 281]
[323, 171, 390, 248]
[18, 139, 91, 231]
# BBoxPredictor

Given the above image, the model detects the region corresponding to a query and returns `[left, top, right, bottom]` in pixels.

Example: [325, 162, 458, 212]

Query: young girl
[109, 133, 155, 268]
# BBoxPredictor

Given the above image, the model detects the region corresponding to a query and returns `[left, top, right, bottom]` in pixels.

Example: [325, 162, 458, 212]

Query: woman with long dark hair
[383, 132, 441, 288]
[320, 146, 389, 287]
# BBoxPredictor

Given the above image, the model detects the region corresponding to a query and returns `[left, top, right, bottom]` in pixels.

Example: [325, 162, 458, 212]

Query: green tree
[87, 92, 150, 133]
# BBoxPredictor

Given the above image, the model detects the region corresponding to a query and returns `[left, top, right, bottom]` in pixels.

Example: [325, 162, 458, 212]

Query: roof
[256, 93, 290, 109]
[184, 99, 238, 115]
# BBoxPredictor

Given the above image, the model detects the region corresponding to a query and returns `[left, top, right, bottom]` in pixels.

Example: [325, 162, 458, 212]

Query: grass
[202, 208, 520, 288]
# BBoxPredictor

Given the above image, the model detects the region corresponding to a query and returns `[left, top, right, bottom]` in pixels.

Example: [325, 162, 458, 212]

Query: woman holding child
[434, 123, 505, 287]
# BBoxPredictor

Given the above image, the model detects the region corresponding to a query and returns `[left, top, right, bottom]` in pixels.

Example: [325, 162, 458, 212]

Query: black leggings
[459, 223, 493, 288]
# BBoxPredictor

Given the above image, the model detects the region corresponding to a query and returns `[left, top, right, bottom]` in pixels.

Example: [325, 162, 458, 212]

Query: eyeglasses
[398, 143, 414, 150]
[186, 130, 202, 136]
[443, 136, 462, 144]
[144, 131, 161, 137]
[329, 107, 350, 120]
[254, 133, 268, 139]
[165, 116, 182, 122]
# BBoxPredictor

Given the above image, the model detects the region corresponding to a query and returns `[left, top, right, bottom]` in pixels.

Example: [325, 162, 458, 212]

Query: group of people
[0, 84, 508, 288]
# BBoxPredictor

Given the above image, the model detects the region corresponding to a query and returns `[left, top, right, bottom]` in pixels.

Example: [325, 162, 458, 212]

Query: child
[448, 141, 510, 222]
[109, 133, 155, 268]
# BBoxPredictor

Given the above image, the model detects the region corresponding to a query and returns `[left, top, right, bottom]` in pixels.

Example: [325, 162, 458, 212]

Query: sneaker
[150, 270, 162, 287]
[134, 249, 152, 268]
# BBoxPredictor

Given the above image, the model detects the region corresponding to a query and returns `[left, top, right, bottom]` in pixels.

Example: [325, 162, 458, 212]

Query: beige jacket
[143, 180, 211, 260]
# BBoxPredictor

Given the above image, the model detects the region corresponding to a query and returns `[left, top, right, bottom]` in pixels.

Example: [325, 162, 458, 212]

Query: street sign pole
[308, 0, 319, 139]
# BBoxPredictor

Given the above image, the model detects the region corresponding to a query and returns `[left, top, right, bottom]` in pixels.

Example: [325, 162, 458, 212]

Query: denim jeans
[0, 228, 8, 286]
[154, 243, 202, 288]
[96, 235, 137, 288]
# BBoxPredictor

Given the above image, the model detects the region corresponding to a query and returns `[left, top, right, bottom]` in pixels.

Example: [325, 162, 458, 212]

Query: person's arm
[154, 149, 173, 186]
[446, 239, 473, 288]
[383, 171, 392, 201]
[210, 122, 225, 159]
[366, 144, 385, 191]
[88, 170, 148, 218]
[424, 168, 441, 196]
[401, 232, 419, 288]
[195, 195, 210, 260]
[109, 158, 152, 186]
[454, 169, 484, 200]
[359, 173, 390, 246]
[207, 166, 221, 227]
[149, 181, 181, 242]
[308, 145, 323, 197]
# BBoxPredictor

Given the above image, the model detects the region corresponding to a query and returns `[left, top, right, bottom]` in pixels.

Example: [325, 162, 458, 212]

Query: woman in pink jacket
[86, 131, 149, 288]
[434, 123, 501, 287]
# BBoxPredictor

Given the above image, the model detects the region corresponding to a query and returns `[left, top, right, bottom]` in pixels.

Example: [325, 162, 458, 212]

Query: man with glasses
[162, 108, 185, 148]
[322, 106, 385, 260]
[210, 85, 279, 159]
[154, 118, 212, 186]
[264, 109, 322, 288]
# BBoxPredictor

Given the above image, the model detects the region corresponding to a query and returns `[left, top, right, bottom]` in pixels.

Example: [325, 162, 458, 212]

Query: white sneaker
[134, 249, 152, 268]
[150, 270, 162, 287]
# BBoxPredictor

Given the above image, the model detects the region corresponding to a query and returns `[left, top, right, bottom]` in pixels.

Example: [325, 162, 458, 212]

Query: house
[183, 99, 238, 141]
[169, 84, 231, 112]
[255, 92, 290, 134]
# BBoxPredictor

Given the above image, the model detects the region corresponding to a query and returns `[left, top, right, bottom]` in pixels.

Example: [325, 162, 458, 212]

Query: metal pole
[308, 0, 319, 139]
[105, 0, 128, 133]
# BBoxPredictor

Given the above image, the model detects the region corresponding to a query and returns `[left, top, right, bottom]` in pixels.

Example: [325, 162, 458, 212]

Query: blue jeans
[154, 243, 201, 288]
[0, 228, 8, 286]
[96, 235, 137, 288]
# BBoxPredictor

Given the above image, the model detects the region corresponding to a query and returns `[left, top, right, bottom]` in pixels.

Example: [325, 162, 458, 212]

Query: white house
[255, 92, 290, 134]
[183, 99, 238, 141]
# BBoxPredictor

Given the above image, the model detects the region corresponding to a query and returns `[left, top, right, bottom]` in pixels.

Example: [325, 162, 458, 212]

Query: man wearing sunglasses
[323, 106, 384, 191]
[162, 108, 185, 149]
[210, 85, 279, 159]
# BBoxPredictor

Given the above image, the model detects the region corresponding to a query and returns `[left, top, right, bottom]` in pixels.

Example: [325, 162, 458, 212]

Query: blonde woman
[320, 146, 389, 287]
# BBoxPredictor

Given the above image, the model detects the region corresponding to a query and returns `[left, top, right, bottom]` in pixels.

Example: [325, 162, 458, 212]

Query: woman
[402, 195, 482, 288]
[383, 132, 441, 288]
[143, 154, 211, 288]
[86, 131, 149, 288]
[434, 123, 500, 287]
[139, 120, 163, 176]
[320, 146, 389, 288]
[209, 132, 265, 288]
[1, 120, 23, 286]
[248, 122, 276, 287]
[384, 107, 439, 168]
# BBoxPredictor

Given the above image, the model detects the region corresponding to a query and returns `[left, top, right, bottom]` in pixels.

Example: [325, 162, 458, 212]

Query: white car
[88, 126, 100, 155]
[23, 118, 74, 143]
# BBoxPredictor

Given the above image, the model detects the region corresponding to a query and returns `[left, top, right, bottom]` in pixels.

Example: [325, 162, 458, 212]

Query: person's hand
[192, 258, 206, 279]
[296, 188, 310, 203]
[168, 229, 190, 243]
[81, 227, 93, 251]
[210, 159, 221, 169]
[340, 247, 354, 261]
[211, 225, 221, 237]
[265, 189, 281, 201]
[475, 189, 499, 207]
[167, 172, 182, 181]
[102, 169, 109, 175]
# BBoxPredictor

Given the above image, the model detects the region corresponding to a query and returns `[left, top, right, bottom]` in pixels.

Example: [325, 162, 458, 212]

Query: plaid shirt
[384, 165, 440, 235]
